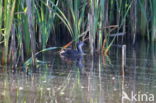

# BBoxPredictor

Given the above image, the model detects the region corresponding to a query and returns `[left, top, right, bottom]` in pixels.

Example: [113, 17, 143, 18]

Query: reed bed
[0, 0, 156, 66]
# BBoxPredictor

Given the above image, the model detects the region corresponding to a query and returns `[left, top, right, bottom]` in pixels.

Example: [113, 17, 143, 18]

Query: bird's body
[60, 42, 85, 58]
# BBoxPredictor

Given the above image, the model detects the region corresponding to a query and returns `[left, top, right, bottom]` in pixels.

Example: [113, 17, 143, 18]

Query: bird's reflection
[60, 54, 84, 70]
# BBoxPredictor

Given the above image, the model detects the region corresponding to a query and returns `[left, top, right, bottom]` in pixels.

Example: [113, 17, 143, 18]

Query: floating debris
[47, 88, 51, 91]
[19, 87, 24, 90]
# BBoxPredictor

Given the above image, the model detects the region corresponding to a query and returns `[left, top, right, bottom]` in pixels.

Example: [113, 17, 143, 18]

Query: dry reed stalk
[26, 0, 36, 67]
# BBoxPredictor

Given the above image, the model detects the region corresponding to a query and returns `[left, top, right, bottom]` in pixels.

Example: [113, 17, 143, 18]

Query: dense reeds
[0, 0, 156, 65]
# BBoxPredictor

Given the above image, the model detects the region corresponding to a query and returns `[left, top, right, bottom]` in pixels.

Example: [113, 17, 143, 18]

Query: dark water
[0, 42, 156, 103]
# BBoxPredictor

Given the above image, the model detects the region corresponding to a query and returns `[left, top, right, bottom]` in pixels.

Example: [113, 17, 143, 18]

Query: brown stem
[26, 0, 36, 67]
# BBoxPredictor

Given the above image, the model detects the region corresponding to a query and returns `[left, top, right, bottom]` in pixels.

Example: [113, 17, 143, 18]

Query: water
[0, 42, 156, 103]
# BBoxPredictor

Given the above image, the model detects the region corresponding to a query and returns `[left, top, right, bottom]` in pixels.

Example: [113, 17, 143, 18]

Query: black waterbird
[60, 41, 85, 58]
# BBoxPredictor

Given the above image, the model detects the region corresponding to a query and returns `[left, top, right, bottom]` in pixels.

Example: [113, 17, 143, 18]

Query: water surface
[0, 42, 156, 103]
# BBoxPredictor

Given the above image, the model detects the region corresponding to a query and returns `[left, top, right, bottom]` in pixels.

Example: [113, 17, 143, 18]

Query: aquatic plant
[0, 0, 155, 66]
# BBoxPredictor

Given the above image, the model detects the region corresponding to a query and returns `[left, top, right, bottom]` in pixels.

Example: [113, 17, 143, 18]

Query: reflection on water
[0, 42, 156, 103]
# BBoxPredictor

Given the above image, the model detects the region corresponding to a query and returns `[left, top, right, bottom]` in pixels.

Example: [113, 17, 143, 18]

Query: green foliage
[35, 0, 58, 49]
[152, 0, 156, 41]
[2, 0, 16, 63]
[69, 0, 87, 39]
[24, 46, 60, 66]
[0, 0, 2, 35]
[0, 0, 156, 65]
